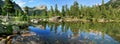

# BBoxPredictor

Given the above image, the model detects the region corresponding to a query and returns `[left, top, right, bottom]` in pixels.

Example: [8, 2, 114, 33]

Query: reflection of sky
[28, 24, 120, 44]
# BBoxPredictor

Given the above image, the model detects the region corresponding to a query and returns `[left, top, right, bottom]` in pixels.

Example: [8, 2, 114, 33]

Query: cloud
[15, 0, 26, 7]
[29, 0, 34, 2]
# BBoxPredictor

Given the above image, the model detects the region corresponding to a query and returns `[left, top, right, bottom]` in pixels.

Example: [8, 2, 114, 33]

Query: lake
[23, 22, 120, 44]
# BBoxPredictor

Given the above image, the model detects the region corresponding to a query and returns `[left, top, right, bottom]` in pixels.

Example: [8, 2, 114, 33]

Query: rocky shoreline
[0, 30, 36, 44]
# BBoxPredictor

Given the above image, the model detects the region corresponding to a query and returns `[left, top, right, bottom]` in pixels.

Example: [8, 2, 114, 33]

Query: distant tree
[65, 5, 70, 16]
[55, 4, 60, 16]
[32, 10, 36, 16]
[70, 1, 79, 17]
[15, 9, 18, 16]
[23, 6, 29, 21]
[3, 0, 15, 15]
[102, 0, 105, 5]
[24, 6, 29, 15]
[62, 6, 65, 16]
[44, 6, 48, 16]
[0, 7, 2, 15]
[50, 6, 54, 15]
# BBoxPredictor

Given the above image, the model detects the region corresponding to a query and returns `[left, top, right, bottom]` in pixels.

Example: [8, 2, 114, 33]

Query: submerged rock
[11, 35, 41, 44]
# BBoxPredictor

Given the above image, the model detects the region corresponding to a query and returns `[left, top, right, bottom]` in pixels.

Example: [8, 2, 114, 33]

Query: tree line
[0, 0, 120, 20]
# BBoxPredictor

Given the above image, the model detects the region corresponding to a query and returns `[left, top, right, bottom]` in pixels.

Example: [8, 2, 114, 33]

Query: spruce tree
[45, 6, 48, 16]
[24, 6, 29, 15]
[70, 1, 79, 17]
[0, 7, 2, 15]
[55, 4, 59, 16]
[62, 6, 65, 16]
[50, 6, 54, 14]
[65, 5, 70, 16]
[23, 6, 29, 21]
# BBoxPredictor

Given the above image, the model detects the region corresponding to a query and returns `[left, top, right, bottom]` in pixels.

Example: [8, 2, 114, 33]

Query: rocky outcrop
[49, 16, 63, 22]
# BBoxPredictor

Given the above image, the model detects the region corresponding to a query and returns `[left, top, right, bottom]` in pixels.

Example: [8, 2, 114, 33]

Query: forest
[0, 0, 120, 22]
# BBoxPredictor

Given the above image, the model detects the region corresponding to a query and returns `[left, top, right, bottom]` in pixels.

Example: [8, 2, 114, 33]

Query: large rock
[11, 35, 41, 44]
[49, 16, 62, 22]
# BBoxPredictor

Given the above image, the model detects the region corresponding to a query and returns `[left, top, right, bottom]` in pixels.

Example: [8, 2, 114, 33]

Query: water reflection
[28, 23, 120, 44]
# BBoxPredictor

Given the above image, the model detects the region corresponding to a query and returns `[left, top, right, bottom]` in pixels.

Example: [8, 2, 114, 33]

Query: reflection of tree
[39, 22, 120, 42]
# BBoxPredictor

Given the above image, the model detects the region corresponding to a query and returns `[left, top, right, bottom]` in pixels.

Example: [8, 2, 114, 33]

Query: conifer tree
[50, 6, 54, 14]
[62, 6, 65, 16]
[55, 4, 59, 16]
[0, 7, 2, 15]
[24, 6, 29, 15]
[44, 6, 48, 16]
[65, 5, 70, 16]
[70, 1, 79, 17]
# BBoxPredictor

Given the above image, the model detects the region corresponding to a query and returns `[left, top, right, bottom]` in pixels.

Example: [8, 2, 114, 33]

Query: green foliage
[65, 5, 70, 16]
[70, 1, 79, 17]
[0, 0, 120, 22]
[24, 6, 29, 15]
[3, 0, 15, 15]
[61, 6, 65, 16]
[0, 7, 2, 15]
[21, 15, 29, 21]
[55, 4, 60, 16]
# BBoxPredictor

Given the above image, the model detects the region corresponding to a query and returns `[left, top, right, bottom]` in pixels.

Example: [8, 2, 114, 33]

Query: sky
[13, 0, 110, 10]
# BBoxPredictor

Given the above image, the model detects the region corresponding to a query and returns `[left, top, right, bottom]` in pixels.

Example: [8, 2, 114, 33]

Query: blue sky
[13, 0, 110, 10]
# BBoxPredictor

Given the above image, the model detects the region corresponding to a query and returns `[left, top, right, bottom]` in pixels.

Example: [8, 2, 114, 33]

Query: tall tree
[3, 0, 15, 15]
[23, 6, 29, 21]
[24, 6, 29, 15]
[70, 1, 79, 17]
[44, 6, 48, 16]
[0, 7, 2, 15]
[102, 0, 105, 5]
[62, 6, 65, 16]
[55, 4, 59, 16]
[50, 6, 54, 15]
[65, 5, 70, 16]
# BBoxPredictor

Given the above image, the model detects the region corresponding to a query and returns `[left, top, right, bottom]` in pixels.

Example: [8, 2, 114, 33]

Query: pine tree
[24, 6, 29, 15]
[65, 5, 70, 16]
[0, 7, 2, 15]
[45, 6, 48, 16]
[70, 1, 79, 17]
[62, 6, 65, 16]
[23, 6, 29, 21]
[102, 0, 105, 5]
[55, 4, 59, 16]
[50, 6, 54, 14]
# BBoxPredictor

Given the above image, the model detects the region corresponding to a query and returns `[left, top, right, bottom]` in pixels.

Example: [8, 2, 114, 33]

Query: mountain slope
[0, 0, 23, 12]
[106, 0, 120, 8]
[0, 0, 4, 7]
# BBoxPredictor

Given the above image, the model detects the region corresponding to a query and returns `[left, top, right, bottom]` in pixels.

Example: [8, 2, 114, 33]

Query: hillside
[0, 0, 23, 12]
[0, 0, 4, 7]
[106, 0, 120, 8]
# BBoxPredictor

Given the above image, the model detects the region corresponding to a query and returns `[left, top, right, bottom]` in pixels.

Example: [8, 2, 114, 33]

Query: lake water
[27, 22, 120, 44]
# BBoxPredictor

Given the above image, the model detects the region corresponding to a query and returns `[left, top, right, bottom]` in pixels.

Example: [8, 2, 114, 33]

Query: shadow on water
[27, 22, 120, 44]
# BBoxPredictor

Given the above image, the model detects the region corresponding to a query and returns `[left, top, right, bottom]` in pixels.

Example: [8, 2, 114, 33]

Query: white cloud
[15, 0, 26, 7]
[29, 0, 34, 2]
